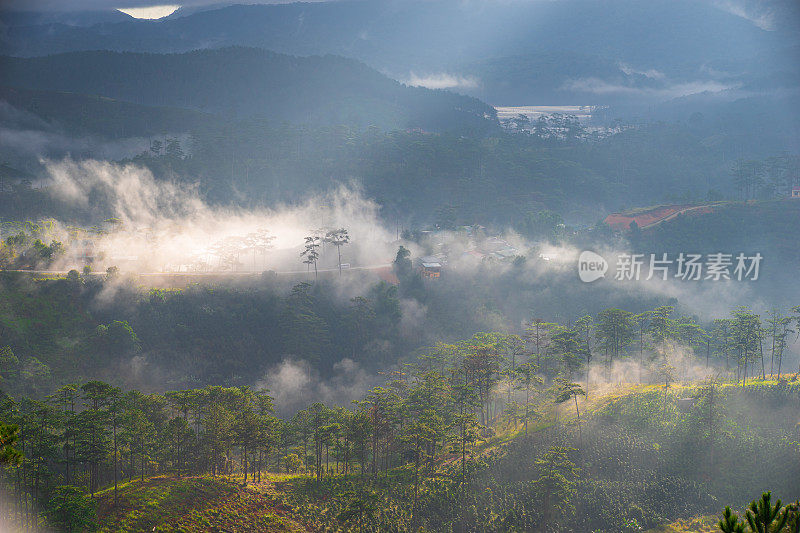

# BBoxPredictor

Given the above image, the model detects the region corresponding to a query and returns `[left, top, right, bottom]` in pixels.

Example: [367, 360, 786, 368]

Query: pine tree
[718, 506, 745, 533]
[533, 445, 580, 532]
[553, 377, 586, 447]
[745, 492, 787, 533]
[787, 502, 800, 533]
[0, 421, 22, 465]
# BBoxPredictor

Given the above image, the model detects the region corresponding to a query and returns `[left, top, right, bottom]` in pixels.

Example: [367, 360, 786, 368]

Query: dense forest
[4, 121, 799, 228]
[1, 293, 799, 531]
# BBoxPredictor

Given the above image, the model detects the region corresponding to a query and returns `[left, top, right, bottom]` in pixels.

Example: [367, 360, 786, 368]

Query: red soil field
[604, 204, 715, 231]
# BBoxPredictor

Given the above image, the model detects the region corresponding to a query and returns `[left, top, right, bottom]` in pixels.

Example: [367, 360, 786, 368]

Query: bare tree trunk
[243, 448, 248, 484]
[743, 356, 748, 387]
[574, 395, 582, 449]
[113, 412, 119, 507]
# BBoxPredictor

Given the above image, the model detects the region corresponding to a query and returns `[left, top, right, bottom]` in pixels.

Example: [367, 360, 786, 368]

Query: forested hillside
[634, 200, 800, 265]
[0, 121, 750, 224]
[1, 351, 798, 531]
[0, 273, 408, 395]
[0, 86, 217, 139]
[0, 48, 495, 132]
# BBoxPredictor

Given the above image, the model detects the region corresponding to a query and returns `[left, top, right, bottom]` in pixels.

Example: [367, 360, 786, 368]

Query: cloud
[0, 125, 148, 165]
[403, 73, 480, 91]
[256, 357, 378, 415]
[42, 158, 400, 274]
[399, 298, 428, 339]
[0, 101, 163, 173]
[476, 238, 771, 322]
[117, 4, 180, 19]
[564, 78, 737, 99]
[618, 63, 666, 80]
[711, 0, 776, 30]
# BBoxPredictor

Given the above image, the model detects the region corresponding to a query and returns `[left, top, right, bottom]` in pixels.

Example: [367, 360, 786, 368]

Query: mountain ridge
[3, 0, 797, 107]
[0, 47, 496, 132]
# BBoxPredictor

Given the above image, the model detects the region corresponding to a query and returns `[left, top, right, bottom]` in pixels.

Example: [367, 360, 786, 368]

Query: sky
[0, 0, 209, 10]
[0, 0, 792, 33]
[0, 0, 320, 15]
[117, 4, 180, 18]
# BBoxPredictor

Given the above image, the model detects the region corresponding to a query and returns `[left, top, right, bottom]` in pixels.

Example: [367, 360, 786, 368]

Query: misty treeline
[107, 123, 800, 222]
[3, 236, 800, 400]
[625, 199, 800, 270]
[730, 155, 800, 201]
[1, 293, 799, 531]
[0, 215, 348, 274]
[0, 271, 409, 396]
[0, 220, 67, 271]
[5, 116, 796, 232]
[0, 239, 659, 399]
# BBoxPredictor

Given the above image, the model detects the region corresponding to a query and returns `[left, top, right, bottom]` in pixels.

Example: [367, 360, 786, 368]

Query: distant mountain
[459, 52, 624, 105]
[0, 9, 133, 28]
[0, 48, 496, 132]
[0, 85, 218, 138]
[1, 0, 797, 106]
[163, 3, 236, 20]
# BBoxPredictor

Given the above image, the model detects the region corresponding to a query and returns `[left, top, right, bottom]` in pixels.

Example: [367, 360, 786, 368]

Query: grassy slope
[646, 515, 719, 533]
[93, 380, 799, 532]
[90, 389, 627, 532]
[95, 475, 305, 532]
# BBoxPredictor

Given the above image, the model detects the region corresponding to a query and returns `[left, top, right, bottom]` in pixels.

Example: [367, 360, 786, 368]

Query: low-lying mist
[6, 157, 798, 410]
[43, 158, 400, 274]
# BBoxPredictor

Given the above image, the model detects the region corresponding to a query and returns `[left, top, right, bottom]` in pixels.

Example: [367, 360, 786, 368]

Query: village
[410, 225, 524, 279]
